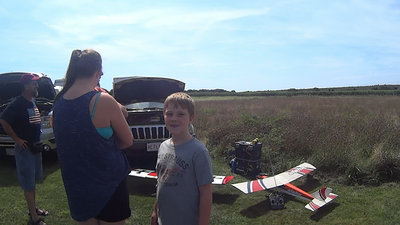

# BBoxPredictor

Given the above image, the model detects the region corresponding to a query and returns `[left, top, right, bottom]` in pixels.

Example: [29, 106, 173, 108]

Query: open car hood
[0, 72, 56, 103]
[113, 77, 185, 105]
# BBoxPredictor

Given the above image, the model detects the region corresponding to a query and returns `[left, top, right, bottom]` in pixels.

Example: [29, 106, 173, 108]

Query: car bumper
[0, 135, 56, 156]
[125, 140, 165, 169]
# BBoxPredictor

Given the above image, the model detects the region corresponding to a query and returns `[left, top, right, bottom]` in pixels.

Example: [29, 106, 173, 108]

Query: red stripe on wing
[251, 180, 265, 192]
[222, 176, 234, 184]
[148, 172, 157, 177]
[309, 201, 320, 211]
[300, 169, 313, 174]
[328, 194, 337, 199]
[319, 187, 327, 200]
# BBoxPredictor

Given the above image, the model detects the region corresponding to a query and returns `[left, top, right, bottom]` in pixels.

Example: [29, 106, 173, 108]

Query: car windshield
[125, 102, 164, 110]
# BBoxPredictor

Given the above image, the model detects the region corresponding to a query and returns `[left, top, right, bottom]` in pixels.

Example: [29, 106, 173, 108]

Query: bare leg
[25, 190, 37, 220]
[25, 190, 46, 224]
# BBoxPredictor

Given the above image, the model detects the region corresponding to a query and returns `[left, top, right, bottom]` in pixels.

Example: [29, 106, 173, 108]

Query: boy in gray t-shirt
[151, 92, 213, 225]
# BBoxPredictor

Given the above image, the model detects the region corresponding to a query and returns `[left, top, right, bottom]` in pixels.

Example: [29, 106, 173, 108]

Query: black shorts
[95, 178, 131, 222]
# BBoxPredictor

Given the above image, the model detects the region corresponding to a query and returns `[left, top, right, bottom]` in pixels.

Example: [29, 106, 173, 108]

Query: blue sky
[1, 0, 399, 91]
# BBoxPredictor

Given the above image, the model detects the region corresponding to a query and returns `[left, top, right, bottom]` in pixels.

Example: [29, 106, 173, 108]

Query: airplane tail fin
[305, 187, 338, 211]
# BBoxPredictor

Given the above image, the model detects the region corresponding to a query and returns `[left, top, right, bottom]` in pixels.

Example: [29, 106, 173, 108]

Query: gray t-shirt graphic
[156, 138, 213, 225]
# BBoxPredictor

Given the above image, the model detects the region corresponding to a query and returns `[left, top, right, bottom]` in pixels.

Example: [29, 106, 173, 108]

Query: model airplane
[129, 168, 235, 185]
[231, 162, 338, 211]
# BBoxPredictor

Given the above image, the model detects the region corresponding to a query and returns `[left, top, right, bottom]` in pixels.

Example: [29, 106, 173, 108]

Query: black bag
[27, 141, 44, 154]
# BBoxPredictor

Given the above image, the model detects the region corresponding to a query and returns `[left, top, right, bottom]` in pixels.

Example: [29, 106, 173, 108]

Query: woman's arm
[118, 102, 128, 118]
[92, 93, 133, 149]
[94, 86, 128, 118]
[109, 97, 133, 149]
[199, 183, 212, 225]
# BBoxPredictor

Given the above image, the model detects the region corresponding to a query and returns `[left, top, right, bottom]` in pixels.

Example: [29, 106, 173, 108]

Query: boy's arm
[151, 200, 158, 225]
[199, 183, 212, 225]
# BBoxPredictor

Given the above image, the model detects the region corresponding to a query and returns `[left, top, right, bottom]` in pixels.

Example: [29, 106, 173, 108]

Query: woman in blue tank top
[53, 49, 133, 225]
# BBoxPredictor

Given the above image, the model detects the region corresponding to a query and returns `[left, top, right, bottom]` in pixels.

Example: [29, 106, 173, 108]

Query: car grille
[0, 135, 15, 148]
[131, 125, 170, 140]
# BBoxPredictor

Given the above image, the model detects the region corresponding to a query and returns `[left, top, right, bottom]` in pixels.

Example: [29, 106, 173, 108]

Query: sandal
[29, 207, 49, 217]
[36, 208, 49, 216]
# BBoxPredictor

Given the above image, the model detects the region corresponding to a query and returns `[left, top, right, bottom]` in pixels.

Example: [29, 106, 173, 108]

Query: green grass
[1, 154, 399, 225]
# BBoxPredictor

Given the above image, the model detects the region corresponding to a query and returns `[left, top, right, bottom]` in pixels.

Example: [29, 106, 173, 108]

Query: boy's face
[164, 103, 194, 137]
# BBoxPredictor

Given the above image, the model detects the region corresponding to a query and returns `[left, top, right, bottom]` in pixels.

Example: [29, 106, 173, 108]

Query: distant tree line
[186, 85, 400, 97]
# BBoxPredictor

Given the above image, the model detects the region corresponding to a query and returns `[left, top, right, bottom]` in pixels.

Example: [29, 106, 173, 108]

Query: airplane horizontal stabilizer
[305, 187, 338, 211]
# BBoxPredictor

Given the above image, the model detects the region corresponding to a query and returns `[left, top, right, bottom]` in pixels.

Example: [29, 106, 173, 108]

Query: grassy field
[1, 155, 400, 225]
[1, 95, 399, 224]
[194, 96, 400, 185]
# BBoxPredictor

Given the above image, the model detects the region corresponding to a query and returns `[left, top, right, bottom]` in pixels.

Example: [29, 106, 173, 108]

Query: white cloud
[45, 7, 269, 35]
[1, 0, 399, 91]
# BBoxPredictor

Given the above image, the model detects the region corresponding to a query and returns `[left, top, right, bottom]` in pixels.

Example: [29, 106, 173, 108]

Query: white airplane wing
[129, 169, 234, 185]
[231, 176, 281, 194]
[231, 162, 316, 194]
[274, 162, 316, 184]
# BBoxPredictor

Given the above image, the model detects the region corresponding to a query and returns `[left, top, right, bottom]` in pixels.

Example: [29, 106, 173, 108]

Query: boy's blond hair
[164, 92, 195, 116]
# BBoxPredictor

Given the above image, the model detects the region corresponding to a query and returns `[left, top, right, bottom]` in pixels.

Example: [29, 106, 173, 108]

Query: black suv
[113, 76, 190, 168]
[0, 72, 56, 156]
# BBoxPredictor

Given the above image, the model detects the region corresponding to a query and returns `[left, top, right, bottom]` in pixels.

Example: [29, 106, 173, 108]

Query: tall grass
[193, 96, 400, 185]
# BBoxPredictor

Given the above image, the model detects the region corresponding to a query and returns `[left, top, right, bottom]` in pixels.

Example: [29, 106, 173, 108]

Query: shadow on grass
[296, 175, 322, 191]
[310, 202, 340, 221]
[0, 156, 19, 187]
[240, 199, 271, 218]
[212, 192, 239, 205]
[127, 176, 157, 196]
[0, 152, 60, 187]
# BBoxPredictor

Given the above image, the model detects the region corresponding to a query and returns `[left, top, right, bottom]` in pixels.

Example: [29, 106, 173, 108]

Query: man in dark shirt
[0, 74, 48, 225]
